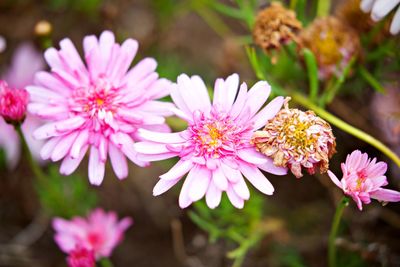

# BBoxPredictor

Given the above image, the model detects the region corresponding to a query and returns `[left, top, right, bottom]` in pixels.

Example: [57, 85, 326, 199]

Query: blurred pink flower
[66, 246, 95, 267]
[328, 150, 400, 210]
[135, 73, 287, 209]
[27, 30, 173, 185]
[0, 81, 29, 123]
[0, 43, 45, 169]
[53, 208, 132, 259]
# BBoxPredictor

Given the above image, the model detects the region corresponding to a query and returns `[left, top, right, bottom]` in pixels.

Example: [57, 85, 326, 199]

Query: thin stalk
[291, 92, 400, 168]
[15, 124, 46, 181]
[328, 196, 349, 267]
[358, 66, 386, 93]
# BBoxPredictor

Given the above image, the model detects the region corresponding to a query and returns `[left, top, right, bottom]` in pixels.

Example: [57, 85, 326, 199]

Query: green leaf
[302, 48, 319, 103]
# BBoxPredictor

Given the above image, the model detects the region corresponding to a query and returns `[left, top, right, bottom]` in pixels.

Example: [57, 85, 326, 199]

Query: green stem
[15, 124, 47, 181]
[358, 66, 386, 93]
[99, 258, 114, 267]
[328, 196, 349, 267]
[316, 0, 330, 17]
[291, 92, 400, 168]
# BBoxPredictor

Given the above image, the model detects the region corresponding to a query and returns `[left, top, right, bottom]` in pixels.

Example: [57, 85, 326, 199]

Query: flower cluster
[135, 73, 287, 209]
[27, 31, 173, 185]
[53, 208, 132, 262]
[252, 98, 336, 178]
[328, 150, 400, 210]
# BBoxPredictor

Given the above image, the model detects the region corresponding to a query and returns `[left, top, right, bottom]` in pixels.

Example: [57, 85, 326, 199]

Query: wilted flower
[299, 16, 361, 80]
[0, 81, 29, 124]
[53, 208, 132, 259]
[253, 2, 302, 53]
[335, 0, 375, 33]
[66, 246, 95, 267]
[361, 0, 400, 34]
[135, 74, 287, 209]
[328, 150, 400, 210]
[27, 31, 173, 185]
[252, 98, 336, 178]
[0, 43, 46, 169]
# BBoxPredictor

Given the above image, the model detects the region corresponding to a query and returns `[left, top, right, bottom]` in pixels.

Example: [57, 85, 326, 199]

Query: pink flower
[27, 31, 173, 185]
[134, 73, 287, 209]
[66, 246, 95, 267]
[53, 208, 132, 259]
[0, 81, 29, 123]
[0, 43, 45, 169]
[328, 150, 400, 210]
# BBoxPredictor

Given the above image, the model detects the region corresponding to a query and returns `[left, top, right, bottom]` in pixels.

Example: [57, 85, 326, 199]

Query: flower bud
[0, 81, 29, 125]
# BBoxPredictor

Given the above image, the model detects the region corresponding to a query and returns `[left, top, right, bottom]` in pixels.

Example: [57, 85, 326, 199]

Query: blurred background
[1, 0, 400, 266]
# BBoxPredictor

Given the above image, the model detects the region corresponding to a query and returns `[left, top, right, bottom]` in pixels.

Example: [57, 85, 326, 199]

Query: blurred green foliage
[45, 0, 102, 14]
[0, 149, 6, 170]
[36, 165, 97, 219]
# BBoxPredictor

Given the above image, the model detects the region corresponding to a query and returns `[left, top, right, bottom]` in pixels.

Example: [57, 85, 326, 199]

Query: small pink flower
[0, 81, 29, 124]
[27, 31, 173, 185]
[66, 246, 95, 267]
[0, 43, 46, 169]
[328, 150, 400, 210]
[53, 208, 132, 259]
[135, 73, 287, 209]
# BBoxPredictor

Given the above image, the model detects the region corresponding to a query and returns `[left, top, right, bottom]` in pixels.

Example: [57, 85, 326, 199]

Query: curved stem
[328, 196, 349, 267]
[15, 124, 47, 181]
[290, 92, 400, 168]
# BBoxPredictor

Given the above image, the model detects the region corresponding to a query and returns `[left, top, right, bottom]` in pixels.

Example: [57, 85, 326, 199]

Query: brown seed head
[253, 2, 302, 53]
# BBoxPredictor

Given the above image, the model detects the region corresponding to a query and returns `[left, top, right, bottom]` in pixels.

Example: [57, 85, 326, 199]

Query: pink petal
[232, 175, 250, 200]
[153, 178, 181, 196]
[240, 164, 274, 195]
[177, 74, 210, 113]
[40, 137, 62, 160]
[170, 84, 192, 117]
[137, 152, 177, 162]
[179, 167, 196, 208]
[252, 96, 285, 130]
[123, 58, 157, 86]
[226, 186, 244, 209]
[189, 166, 211, 202]
[160, 160, 193, 180]
[107, 39, 138, 83]
[238, 81, 271, 119]
[370, 188, 400, 202]
[60, 145, 88, 175]
[34, 71, 71, 94]
[327, 170, 343, 189]
[212, 167, 229, 191]
[237, 148, 268, 165]
[257, 158, 288, 175]
[206, 181, 222, 209]
[70, 129, 89, 159]
[109, 142, 128, 180]
[137, 128, 186, 143]
[134, 141, 170, 154]
[51, 132, 78, 161]
[88, 146, 105, 186]
[230, 83, 248, 118]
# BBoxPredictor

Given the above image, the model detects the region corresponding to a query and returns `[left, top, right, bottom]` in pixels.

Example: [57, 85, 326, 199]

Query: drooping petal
[153, 178, 181, 196]
[108, 142, 128, 180]
[240, 164, 274, 195]
[88, 146, 105, 186]
[370, 189, 400, 202]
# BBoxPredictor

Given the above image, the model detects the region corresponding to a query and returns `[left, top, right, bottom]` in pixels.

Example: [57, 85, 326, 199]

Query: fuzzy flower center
[70, 78, 121, 127]
[281, 116, 317, 150]
[189, 110, 250, 158]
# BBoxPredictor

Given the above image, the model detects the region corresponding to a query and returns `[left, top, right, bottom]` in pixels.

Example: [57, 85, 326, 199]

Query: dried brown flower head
[299, 16, 361, 80]
[253, 2, 302, 53]
[252, 98, 336, 178]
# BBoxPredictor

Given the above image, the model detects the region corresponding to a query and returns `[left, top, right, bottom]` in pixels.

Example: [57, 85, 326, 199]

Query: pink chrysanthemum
[53, 208, 132, 259]
[66, 246, 95, 267]
[0, 43, 46, 169]
[134, 73, 287, 209]
[328, 150, 400, 210]
[27, 31, 173, 185]
[0, 80, 29, 124]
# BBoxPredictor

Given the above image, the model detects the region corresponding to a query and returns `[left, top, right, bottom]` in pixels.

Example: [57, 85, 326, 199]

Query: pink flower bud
[0, 80, 29, 124]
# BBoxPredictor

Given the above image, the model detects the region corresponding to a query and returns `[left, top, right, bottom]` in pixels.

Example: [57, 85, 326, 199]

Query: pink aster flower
[0, 43, 45, 168]
[53, 208, 132, 259]
[134, 73, 287, 209]
[0, 80, 29, 123]
[328, 150, 400, 210]
[66, 246, 95, 267]
[27, 31, 173, 185]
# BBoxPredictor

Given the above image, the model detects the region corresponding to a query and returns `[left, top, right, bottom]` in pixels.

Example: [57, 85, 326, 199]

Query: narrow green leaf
[302, 48, 319, 103]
